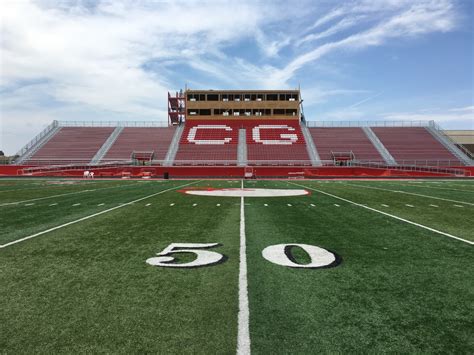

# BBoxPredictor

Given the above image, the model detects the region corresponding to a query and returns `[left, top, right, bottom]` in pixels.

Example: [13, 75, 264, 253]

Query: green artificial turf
[0, 178, 473, 353]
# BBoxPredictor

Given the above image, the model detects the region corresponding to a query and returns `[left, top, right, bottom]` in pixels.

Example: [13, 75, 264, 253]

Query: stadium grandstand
[4, 88, 473, 178]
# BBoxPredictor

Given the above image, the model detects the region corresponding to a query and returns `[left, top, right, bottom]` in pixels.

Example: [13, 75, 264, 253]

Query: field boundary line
[0, 182, 143, 207]
[342, 183, 474, 206]
[289, 182, 473, 246]
[237, 179, 251, 354]
[0, 181, 199, 249]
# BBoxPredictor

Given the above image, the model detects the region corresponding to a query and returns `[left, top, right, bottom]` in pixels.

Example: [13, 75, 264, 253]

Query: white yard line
[0, 183, 141, 207]
[237, 179, 251, 355]
[289, 182, 473, 246]
[400, 184, 474, 193]
[342, 183, 474, 206]
[0, 181, 199, 249]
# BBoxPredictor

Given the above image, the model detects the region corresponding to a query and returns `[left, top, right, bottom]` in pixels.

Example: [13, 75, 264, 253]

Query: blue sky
[1, 0, 473, 155]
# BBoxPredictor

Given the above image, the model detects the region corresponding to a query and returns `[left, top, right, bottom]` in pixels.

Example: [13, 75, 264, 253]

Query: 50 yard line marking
[289, 182, 473, 245]
[237, 179, 251, 355]
[0, 181, 199, 249]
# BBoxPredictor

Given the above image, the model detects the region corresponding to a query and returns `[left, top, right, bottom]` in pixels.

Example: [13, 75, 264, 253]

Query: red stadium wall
[1, 165, 472, 178]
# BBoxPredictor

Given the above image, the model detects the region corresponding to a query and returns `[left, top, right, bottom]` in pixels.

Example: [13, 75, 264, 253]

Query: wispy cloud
[0, 0, 468, 154]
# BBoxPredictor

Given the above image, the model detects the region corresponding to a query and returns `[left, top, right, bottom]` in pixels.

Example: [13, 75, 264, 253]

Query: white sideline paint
[343, 183, 474, 206]
[289, 182, 473, 246]
[0, 181, 199, 249]
[237, 179, 251, 355]
[0, 183, 140, 207]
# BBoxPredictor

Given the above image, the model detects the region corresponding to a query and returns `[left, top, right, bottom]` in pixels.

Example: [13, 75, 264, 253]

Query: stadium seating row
[23, 121, 464, 166]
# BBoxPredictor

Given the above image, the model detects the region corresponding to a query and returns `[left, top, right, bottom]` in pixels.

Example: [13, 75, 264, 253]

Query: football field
[1, 178, 473, 353]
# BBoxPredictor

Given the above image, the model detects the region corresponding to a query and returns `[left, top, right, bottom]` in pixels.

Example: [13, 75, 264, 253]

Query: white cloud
[0, 0, 466, 154]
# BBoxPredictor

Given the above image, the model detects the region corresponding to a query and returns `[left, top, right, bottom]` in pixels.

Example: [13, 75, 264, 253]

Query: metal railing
[14, 120, 59, 159]
[57, 121, 170, 127]
[351, 161, 468, 177]
[305, 120, 432, 128]
[429, 121, 474, 161]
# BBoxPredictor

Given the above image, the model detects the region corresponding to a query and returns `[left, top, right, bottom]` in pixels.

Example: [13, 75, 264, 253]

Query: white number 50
[146, 243, 224, 268]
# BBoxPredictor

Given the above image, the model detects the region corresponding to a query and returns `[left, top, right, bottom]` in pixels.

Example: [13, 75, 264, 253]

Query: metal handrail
[57, 121, 170, 128]
[305, 120, 432, 128]
[14, 120, 59, 158]
[429, 121, 474, 160]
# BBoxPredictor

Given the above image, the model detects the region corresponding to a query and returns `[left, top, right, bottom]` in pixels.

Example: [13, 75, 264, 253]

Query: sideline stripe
[342, 183, 474, 206]
[289, 182, 473, 245]
[237, 179, 251, 354]
[0, 182, 141, 207]
[0, 181, 199, 249]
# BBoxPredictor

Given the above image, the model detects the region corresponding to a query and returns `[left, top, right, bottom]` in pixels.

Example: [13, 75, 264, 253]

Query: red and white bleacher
[309, 127, 383, 162]
[102, 127, 175, 163]
[25, 127, 115, 165]
[245, 121, 310, 165]
[174, 120, 310, 165]
[371, 127, 462, 166]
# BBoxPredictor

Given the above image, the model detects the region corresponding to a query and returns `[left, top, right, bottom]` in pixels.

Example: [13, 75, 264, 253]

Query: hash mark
[72, 203, 81, 206]
[146, 203, 151, 207]
[216, 204, 221, 207]
[310, 203, 315, 207]
[287, 204, 292, 207]
[454, 205, 464, 208]
[429, 204, 438, 208]
[97, 203, 105, 206]
[264, 203, 268, 207]
[381, 204, 389, 207]
[49, 203, 58, 206]
[334, 204, 340, 207]
[192, 203, 197, 207]
[405, 204, 414, 208]
[25, 203, 35, 206]
[170, 203, 175, 206]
